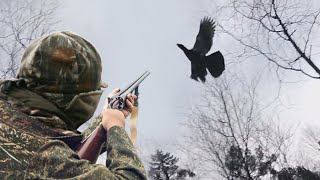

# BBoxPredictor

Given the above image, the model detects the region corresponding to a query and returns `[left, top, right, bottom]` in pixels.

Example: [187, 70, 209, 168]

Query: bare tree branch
[181, 76, 294, 179]
[217, 0, 320, 79]
[0, 0, 59, 79]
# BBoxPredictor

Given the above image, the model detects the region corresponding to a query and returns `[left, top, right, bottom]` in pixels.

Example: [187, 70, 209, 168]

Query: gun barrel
[109, 71, 150, 110]
[119, 71, 150, 96]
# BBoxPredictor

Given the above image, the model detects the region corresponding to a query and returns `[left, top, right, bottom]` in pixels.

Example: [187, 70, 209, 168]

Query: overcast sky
[55, 0, 320, 166]
[56, 0, 213, 149]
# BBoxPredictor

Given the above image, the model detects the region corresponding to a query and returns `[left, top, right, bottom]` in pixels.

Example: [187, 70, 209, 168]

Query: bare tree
[216, 0, 320, 79]
[0, 0, 59, 79]
[295, 126, 320, 171]
[181, 76, 294, 179]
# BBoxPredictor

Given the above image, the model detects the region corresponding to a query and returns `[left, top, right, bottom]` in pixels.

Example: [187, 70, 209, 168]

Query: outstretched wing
[192, 17, 216, 55]
[205, 51, 225, 78]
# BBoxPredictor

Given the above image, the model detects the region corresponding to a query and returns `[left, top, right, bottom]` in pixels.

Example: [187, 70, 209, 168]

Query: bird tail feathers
[205, 51, 225, 78]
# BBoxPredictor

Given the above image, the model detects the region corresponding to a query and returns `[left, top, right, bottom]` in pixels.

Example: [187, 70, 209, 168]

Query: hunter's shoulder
[0, 90, 25, 120]
[0, 89, 67, 138]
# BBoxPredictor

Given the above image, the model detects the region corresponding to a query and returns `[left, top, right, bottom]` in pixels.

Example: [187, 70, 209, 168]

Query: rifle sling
[130, 106, 139, 144]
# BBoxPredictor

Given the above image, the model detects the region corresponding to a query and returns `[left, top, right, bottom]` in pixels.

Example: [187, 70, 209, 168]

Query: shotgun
[76, 71, 150, 163]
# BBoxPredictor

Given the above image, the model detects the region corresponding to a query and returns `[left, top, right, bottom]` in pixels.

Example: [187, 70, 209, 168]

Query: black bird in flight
[177, 17, 225, 83]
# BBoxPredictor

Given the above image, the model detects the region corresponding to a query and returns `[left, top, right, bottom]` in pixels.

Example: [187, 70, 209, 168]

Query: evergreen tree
[148, 150, 195, 180]
[277, 166, 320, 180]
[224, 145, 320, 180]
[225, 145, 277, 179]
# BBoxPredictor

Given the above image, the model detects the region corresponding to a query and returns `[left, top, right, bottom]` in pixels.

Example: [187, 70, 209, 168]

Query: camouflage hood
[17, 31, 103, 94]
[3, 31, 106, 130]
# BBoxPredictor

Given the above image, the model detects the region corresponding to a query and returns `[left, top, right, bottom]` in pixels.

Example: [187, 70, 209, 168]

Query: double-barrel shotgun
[76, 71, 150, 163]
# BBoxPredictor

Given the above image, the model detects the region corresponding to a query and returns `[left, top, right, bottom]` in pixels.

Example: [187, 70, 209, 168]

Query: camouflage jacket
[0, 92, 147, 179]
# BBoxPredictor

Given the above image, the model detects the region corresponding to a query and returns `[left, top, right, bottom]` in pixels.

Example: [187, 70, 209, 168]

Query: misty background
[55, 0, 320, 152]
[1, 0, 320, 179]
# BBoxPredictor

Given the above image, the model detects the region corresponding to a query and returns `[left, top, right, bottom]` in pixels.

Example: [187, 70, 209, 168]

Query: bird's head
[177, 43, 199, 61]
[177, 44, 188, 52]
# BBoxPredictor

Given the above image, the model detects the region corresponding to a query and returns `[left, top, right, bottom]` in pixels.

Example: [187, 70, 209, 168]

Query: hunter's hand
[105, 88, 137, 118]
[101, 109, 125, 131]
[122, 92, 137, 118]
[101, 88, 137, 130]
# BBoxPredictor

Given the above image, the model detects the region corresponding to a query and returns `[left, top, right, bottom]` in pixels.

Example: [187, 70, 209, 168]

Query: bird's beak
[176, 44, 183, 49]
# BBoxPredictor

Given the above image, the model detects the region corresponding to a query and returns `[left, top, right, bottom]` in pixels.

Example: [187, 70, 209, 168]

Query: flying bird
[177, 17, 225, 83]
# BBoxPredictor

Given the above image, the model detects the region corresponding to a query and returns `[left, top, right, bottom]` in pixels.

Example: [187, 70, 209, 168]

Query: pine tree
[148, 150, 195, 180]
[277, 166, 320, 180]
[225, 145, 277, 179]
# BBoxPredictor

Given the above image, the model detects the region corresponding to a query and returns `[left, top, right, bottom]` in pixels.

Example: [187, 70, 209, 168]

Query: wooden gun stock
[76, 124, 106, 164]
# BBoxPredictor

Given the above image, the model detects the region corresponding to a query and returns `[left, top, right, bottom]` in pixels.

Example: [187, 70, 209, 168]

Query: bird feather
[192, 17, 216, 55]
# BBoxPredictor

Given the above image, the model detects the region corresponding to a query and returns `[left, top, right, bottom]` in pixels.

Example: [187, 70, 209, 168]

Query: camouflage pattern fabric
[0, 31, 146, 179]
[17, 31, 103, 94]
[0, 92, 147, 179]
[0, 92, 54, 178]
[26, 127, 146, 179]
[15, 31, 106, 130]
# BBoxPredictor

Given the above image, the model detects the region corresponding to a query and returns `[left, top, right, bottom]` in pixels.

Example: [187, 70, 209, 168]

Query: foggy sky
[55, 0, 320, 166]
